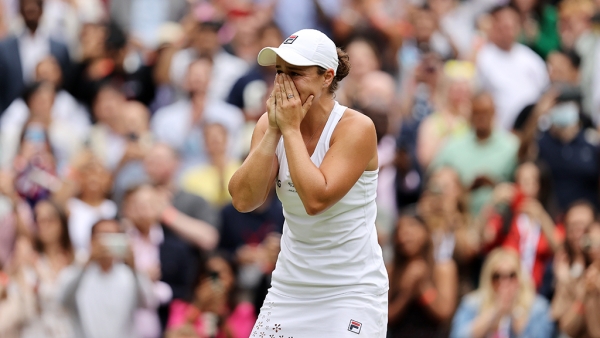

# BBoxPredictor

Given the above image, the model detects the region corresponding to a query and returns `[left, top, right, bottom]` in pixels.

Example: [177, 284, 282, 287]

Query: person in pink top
[165, 253, 255, 338]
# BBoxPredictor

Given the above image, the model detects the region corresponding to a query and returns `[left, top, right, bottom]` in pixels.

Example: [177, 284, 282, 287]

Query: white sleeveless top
[271, 101, 389, 298]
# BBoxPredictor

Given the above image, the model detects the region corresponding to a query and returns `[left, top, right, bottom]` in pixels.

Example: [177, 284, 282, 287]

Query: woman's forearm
[229, 128, 280, 212]
[584, 292, 600, 337]
[281, 128, 329, 215]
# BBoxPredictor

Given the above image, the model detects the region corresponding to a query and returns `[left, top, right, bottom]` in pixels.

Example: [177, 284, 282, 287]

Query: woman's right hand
[267, 84, 279, 133]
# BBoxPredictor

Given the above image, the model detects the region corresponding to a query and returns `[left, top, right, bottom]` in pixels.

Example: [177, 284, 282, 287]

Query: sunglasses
[492, 271, 517, 282]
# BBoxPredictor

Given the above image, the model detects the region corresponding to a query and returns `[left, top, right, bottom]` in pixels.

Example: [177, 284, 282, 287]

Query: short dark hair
[105, 21, 127, 53]
[555, 48, 582, 69]
[565, 200, 597, 221]
[489, 4, 519, 16]
[22, 81, 55, 105]
[90, 219, 121, 237]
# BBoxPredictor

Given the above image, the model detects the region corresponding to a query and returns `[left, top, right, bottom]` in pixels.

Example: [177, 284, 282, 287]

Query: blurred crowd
[0, 0, 600, 337]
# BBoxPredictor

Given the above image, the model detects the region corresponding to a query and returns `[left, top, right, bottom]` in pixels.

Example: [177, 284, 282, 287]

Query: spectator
[336, 38, 380, 107]
[227, 22, 281, 118]
[273, 0, 340, 38]
[513, 48, 581, 140]
[480, 162, 562, 290]
[0, 0, 70, 114]
[0, 169, 34, 267]
[123, 185, 173, 338]
[1, 57, 90, 171]
[58, 219, 155, 338]
[165, 253, 255, 338]
[12, 122, 62, 207]
[420, 167, 481, 295]
[550, 201, 594, 319]
[19, 199, 75, 337]
[431, 92, 519, 215]
[218, 188, 284, 311]
[509, 0, 560, 59]
[152, 57, 244, 172]
[556, 0, 597, 119]
[398, 5, 455, 88]
[111, 101, 154, 206]
[476, 5, 549, 130]
[66, 152, 117, 256]
[110, 0, 187, 50]
[227, 22, 282, 157]
[450, 248, 553, 338]
[181, 123, 241, 207]
[553, 222, 600, 337]
[69, 21, 156, 107]
[0, 237, 37, 338]
[1, 81, 88, 175]
[428, 0, 498, 60]
[417, 60, 474, 169]
[87, 83, 131, 171]
[395, 52, 444, 210]
[142, 143, 219, 328]
[169, 14, 249, 102]
[533, 95, 600, 213]
[388, 210, 458, 337]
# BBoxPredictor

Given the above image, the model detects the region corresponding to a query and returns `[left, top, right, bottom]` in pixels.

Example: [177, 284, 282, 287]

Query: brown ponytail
[317, 48, 351, 93]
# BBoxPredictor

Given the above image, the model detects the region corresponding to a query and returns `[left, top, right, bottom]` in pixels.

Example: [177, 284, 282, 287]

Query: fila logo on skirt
[348, 319, 362, 334]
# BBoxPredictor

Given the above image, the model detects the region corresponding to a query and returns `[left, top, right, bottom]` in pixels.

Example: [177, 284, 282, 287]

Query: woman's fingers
[287, 74, 301, 100]
[302, 95, 314, 114]
[274, 75, 283, 108]
[282, 74, 295, 100]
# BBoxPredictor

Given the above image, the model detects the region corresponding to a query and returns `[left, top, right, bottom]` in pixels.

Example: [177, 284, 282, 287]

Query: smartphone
[99, 233, 129, 259]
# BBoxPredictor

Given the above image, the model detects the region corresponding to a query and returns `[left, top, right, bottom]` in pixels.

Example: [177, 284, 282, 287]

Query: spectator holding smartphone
[165, 253, 255, 338]
[58, 219, 154, 338]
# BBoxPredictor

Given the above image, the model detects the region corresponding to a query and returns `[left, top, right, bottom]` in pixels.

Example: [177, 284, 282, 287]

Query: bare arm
[229, 113, 280, 213]
[161, 207, 219, 251]
[277, 74, 377, 215]
[420, 260, 458, 322]
[559, 285, 586, 338]
[584, 292, 600, 337]
[416, 116, 442, 169]
[388, 260, 428, 324]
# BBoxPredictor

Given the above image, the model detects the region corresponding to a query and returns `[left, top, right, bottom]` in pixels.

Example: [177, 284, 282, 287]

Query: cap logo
[283, 35, 298, 44]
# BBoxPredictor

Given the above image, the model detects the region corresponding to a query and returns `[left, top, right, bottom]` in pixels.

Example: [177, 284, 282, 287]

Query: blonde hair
[477, 248, 536, 312]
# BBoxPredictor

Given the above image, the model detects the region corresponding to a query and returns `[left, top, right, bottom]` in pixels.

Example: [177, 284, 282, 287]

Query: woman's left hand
[274, 74, 314, 134]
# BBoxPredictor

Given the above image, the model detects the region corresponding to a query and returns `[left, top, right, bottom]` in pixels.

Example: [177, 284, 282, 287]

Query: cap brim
[257, 47, 317, 67]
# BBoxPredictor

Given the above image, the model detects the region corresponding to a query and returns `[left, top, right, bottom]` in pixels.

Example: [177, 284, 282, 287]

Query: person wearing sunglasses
[450, 248, 552, 338]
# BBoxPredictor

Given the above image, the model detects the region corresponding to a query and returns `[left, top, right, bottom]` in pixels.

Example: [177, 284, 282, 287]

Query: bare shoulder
[331, 108, 376, 144]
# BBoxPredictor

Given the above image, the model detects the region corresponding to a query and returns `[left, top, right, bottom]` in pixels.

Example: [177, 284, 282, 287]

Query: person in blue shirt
[450, 248, 553, 338]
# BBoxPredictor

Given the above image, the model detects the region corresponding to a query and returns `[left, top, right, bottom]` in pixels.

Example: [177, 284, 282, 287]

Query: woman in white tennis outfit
[228, 29, 388, 338]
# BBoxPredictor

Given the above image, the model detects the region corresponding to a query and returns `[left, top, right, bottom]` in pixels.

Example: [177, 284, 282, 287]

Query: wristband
[419, 287, 437, 306]
[161, 206, 178, 225]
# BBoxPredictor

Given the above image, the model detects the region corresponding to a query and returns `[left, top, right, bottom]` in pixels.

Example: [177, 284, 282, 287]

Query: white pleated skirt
[249, 290, 388, 338]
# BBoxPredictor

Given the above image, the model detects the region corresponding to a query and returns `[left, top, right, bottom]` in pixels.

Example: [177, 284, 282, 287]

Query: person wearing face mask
[535, 97, 600, 214]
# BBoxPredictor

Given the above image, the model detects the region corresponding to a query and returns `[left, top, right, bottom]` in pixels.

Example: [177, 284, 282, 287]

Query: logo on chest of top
[283, 35, 298, 44]
[348, 320, 362, 334]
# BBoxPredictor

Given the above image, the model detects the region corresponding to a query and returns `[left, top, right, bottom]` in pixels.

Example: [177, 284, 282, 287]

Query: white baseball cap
[257, 29, 339, 75]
